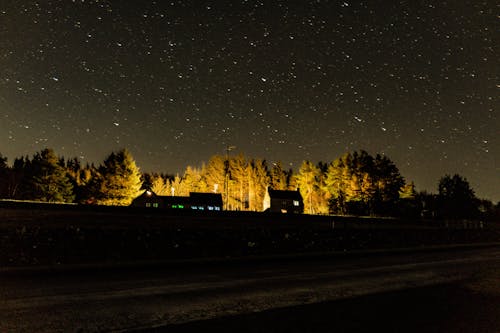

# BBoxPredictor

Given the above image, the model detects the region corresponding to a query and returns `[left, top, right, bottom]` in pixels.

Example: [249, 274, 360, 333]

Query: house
[131, 190, 223, 211]
[263, 188, 304, 214]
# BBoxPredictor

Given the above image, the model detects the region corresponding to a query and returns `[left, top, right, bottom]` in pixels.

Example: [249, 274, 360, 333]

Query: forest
[0, 148, 497, 220]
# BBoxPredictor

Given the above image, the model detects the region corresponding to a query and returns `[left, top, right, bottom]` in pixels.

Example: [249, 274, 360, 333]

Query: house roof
[189, 192, 223, 204]
[135, 190, 222, 205]
[268, 189, 302, 200]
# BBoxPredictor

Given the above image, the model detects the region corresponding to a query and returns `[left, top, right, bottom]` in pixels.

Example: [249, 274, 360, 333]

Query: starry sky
[1, 1, 498, 201]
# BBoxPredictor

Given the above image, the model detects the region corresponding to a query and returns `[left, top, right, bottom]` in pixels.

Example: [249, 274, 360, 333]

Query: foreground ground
[1, 245, 499, 332]
[1, 202, 497, 267]
[162, 276, 500, 333]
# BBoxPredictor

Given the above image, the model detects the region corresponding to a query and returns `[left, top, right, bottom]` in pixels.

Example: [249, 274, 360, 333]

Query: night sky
[1, 1, 498, 201]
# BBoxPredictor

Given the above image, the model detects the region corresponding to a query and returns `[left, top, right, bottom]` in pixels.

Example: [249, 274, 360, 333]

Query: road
[1, 245, 500, 332]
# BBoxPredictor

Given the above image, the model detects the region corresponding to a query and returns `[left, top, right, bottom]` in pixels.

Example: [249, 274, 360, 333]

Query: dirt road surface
[1, 245, 499, 332]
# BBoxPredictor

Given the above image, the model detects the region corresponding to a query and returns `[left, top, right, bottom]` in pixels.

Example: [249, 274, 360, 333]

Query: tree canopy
[438, 174, 478, 219]
[96, 149, 143, 206]
[1, 148, 493, 220]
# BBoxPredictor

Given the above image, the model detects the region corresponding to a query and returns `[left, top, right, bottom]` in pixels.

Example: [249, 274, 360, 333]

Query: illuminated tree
[183, 166, 208, 193]
[169, 174, 188, 196]
[247, 158, 269, 211]
[97, 149, 143, 206]
[149, 174, 171, 196]
[324, 157, 348, 214]
[228, 154, 249, 210]
[324, 151, 404, 216]
[295, 160, 328, 214]
[399, 181, 417, 200]
[202, 155, 226, 196]
[29, 148, 75, 202]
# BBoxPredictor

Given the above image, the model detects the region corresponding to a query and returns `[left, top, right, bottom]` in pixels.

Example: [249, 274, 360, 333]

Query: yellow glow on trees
[97, 149, 143, 206]
[295, 160, 329, 214]
[30, 148, 75, 203]
[247, 158, 269, 211]
[324, 151, 405, 215]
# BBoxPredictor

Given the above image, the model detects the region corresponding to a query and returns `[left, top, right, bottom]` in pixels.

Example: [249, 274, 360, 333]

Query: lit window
[293, 200, 300, 206]
[146, 203, 151, 207]
[215, 207, 221, 211]
[153, 203, 159, 208]
[178, 204, 184, 209]
[172, 204, 178, 209]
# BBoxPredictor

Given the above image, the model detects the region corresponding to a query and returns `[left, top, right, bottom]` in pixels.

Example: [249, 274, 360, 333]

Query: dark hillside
[1, 201, 498, 267]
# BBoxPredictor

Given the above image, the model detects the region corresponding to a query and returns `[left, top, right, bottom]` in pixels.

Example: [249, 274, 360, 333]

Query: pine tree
[202, 155, 226, 205]
[9, 156, 28, 199]
[269, 161, 288, 190]
[400, 181, 417, 200]
[373, 154, 404, 202]
[97, 149, 143, 206]
[30, 148, 75, 202]
[183, 166, 208, 193]
[438, 174, 478, 219]
[170, 174, 188, 196]
[149, 174, 171, 196]
[295, 160, 328, 214]
[75, 164, 101, 204]
[0, 153, 8, 198]
[323, 151, 405, 216]
[229, 154, 248, 210]
[247, 158, 269, 211]
[324, 157, 348, 214]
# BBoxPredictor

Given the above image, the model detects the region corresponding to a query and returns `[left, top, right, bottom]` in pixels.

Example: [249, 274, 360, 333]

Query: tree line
[0, 148, 497, 220]
[0, 148, 142, 206]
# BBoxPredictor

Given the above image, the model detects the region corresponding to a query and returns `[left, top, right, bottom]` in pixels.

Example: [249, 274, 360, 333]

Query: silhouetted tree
[437, 174, 478, 219]
[397, 181, 419, 217]
[73, 164, 101, 204]
[8, 156, 30, 199]
[0, 153, 8, 198]
[370, 154, 405, 215]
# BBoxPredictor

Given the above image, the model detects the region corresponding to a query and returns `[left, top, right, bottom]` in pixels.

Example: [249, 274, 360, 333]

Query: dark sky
[1, 1, 498, 201]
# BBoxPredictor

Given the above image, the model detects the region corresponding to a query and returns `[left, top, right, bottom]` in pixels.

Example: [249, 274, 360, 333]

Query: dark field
[1, 201, 498, 268]
[1, 220, 499, 332]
